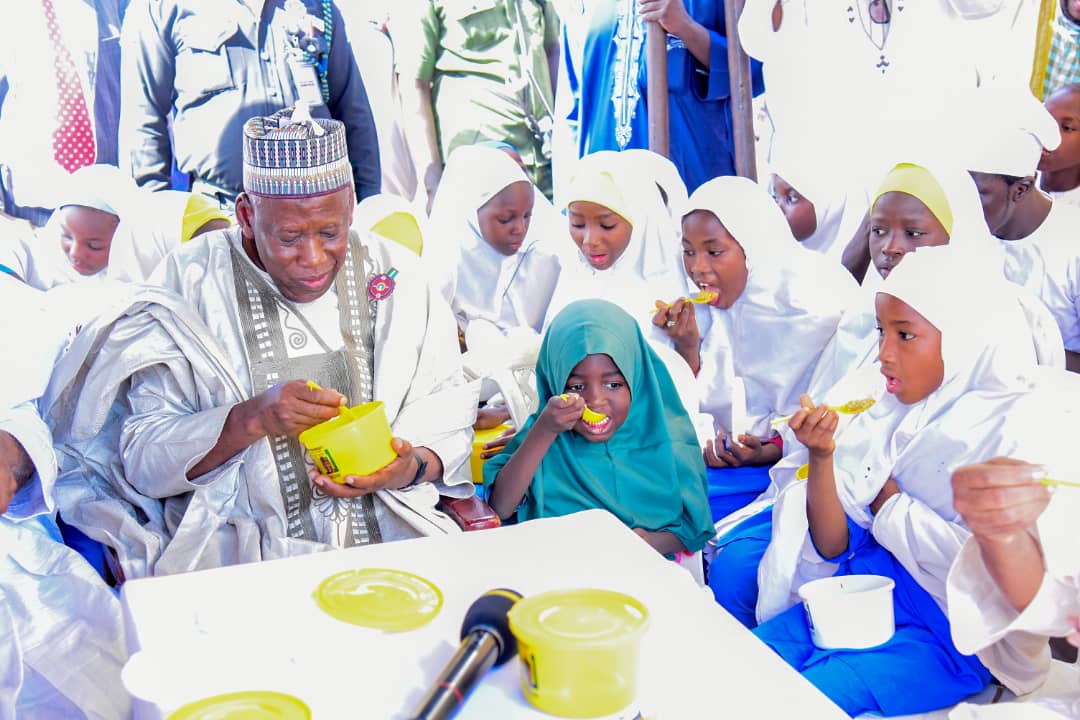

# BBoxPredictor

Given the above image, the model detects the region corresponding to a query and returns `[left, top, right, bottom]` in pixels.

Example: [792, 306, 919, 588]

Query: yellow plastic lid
[167, 691, 310, 720]
[313, 568, 443, 632]
[509, 589, 648, 649]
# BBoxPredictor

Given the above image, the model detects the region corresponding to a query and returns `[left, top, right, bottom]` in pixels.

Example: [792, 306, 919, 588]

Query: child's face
[875, 293, 944, 405]
[1038, 88, 1080, 173]
[680, 210, 748, 309]
[478, 180, 534, 256]
[563, 353, 631, 442]
[1065, 0, 1080, 23]
[868, 192, 949, 279]
[57, 205, 119, 276]
[969, 171, 1026, 237]
[568, 201, 633, 271]
[770, 174, 817, 241]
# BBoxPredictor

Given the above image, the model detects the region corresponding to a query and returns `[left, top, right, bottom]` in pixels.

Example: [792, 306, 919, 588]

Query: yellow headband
[182, 194, 233, 243]
[565, 169, 633, 227]
[872, 163, 954, 236]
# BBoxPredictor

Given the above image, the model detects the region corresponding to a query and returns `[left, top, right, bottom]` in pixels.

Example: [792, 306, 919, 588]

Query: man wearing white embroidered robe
[46, 107, 476, 577]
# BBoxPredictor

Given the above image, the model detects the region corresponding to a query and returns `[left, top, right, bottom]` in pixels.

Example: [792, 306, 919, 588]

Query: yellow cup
[299, 401, 396, 482]
[471, 422, 512, 484]
[508, 588, 649, 718]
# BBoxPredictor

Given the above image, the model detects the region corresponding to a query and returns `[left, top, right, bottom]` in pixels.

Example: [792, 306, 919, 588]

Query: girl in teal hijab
[484, 299, 714, 555]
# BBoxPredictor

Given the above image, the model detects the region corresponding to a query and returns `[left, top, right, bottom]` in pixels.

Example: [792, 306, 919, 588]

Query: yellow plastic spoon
[650, 289, 719, 315]
[559, 394, 608, 423]
[770, 398, 877, 428]
[308, 380, 350, 416]
[1040, 478, 1080, 489]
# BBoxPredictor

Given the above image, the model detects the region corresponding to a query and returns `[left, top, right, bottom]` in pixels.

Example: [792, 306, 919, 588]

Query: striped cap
[242, 105, 352, 198]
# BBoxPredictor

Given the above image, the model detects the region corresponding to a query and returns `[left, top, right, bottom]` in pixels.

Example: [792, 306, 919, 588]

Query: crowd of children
[3, 13, 1080, 720]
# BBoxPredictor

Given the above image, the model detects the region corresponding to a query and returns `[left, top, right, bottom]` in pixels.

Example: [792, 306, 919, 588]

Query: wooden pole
[646, 20, 670, 157]
[723, 0, 756, 180]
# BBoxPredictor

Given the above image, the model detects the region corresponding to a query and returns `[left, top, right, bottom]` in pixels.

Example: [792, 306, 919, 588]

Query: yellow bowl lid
[509, 589, 648, 649]
[313, 567, 443, 632]
[167, 691, 310, 720]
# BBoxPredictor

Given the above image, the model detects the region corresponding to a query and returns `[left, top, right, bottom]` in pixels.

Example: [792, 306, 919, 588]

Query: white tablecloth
[120, 509, 847, 719]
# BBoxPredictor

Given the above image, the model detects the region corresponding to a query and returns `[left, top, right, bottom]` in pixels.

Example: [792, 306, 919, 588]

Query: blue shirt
[573, 0, 763, 192]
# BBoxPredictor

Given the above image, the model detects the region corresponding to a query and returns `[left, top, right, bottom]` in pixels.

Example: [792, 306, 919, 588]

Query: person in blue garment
[568, 0, 763, 192]
[745, 245, 1047, 717]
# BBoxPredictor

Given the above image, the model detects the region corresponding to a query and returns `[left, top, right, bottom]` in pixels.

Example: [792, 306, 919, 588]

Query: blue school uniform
[708, 506, 772, 628]
[752, 519, 990, 717]
[574, 0, 763, 191]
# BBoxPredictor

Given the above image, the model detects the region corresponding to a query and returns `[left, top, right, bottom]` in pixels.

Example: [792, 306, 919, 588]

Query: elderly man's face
[236, 187, 354, 303]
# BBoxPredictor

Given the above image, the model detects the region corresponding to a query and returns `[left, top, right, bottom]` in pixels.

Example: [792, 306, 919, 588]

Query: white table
[121, 510, 847, 719]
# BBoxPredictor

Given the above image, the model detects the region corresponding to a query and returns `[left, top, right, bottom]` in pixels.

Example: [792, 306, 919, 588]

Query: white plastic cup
[797, 574, 896, 650]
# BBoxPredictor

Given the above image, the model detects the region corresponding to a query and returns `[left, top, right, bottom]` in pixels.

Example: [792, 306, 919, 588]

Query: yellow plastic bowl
[508, 588, 649, 718]
[299, 401, 396, 482]
[471, 423, 513, 484]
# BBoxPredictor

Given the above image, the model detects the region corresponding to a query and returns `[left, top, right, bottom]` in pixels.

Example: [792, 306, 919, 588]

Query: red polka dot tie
[41, 0, 96, 173]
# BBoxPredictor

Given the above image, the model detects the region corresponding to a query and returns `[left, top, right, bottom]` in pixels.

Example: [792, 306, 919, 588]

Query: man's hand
[952, 458, 1051, 543]
[250, 380, 346, 438]
[0, 431, 34, 515]
[639, 0, 692, 36]
[311, 437, 422, 497]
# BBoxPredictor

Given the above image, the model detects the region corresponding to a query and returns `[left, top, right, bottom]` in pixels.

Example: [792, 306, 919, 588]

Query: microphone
[409, 588, 523, 720]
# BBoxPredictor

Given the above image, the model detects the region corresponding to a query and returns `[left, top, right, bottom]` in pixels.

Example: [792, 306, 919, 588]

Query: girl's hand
[535, 393, 585, 435]
[789, 394, 837, 458]
[870, 477, 901, 515]
[704, 433, 774, 468]
[480, 427, 517, 459]
[1067, 615, 1080, 648]
[951, 459, 1051, 542]
[652, 298, 701, 373]
[474, 405, 511, 431]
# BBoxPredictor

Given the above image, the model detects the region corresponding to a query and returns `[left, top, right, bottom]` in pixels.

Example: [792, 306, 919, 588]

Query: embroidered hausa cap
[242, 103, 352, 199]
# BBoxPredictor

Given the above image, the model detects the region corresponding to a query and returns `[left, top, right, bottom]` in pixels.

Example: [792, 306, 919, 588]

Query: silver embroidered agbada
[42, 109, 478, 579]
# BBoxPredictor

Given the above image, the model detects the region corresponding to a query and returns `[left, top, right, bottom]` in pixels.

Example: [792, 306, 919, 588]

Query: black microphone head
[461, 588, 522, 667]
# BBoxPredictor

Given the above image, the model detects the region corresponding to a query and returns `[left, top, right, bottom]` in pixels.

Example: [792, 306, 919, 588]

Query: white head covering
[807, 157, 1063, 400]
[757, 244, 1041, 622]
[767, 152, 869, 264]
[683, 176, 859, 436]
[10, 165, 138, 289]
[426, 145, 562, 335]
[108, 190, 234, 283]
[963, 83, 1062, 178]
[620, 149, 690, 226]
[545, 151, 687, 329]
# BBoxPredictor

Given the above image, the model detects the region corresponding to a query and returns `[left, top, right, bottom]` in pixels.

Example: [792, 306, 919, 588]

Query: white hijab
[545, 151, 688, 332]
[427, 145, 563, 335]
[682, 176, 858, 437]
[3, 165, 137, 291]
[807, 158, 1063, 401]
[757, 244, 1041, 622]
[768, 154, 868, 264]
